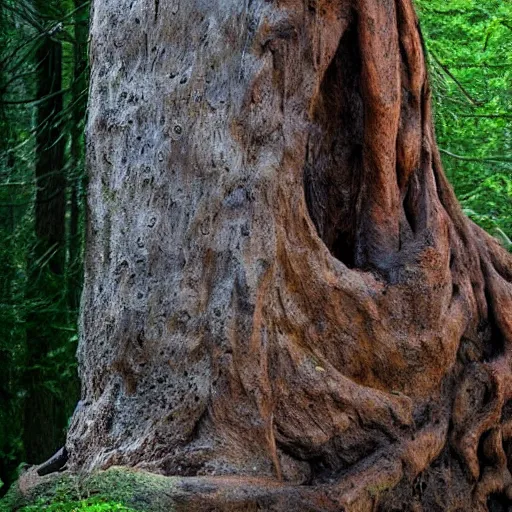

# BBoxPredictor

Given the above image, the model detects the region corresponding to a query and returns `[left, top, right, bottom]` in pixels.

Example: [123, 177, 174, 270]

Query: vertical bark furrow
[304, 16, 361, 267]
[354, 0, 402, 270]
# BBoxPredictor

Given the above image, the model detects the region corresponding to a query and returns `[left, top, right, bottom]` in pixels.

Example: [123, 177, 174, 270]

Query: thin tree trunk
[33, 40, 66, 276]
[23, 13, 67, 463]
[67, 0, 512, 510]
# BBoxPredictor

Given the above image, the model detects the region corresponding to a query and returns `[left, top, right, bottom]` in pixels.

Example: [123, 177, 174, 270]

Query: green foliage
[416, 0, 512, 246]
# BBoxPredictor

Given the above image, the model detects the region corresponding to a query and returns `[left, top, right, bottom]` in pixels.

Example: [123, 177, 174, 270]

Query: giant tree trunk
[67, 0, 512, 510]
[67, 0, 89, 313]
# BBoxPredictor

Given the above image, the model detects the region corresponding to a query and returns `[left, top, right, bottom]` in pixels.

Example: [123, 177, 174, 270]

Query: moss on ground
[0, 467, 177, 512]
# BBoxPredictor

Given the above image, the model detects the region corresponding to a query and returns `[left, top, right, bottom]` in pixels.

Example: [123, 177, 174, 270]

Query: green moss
[16, 496, 138, 511]
[0, 467, 178, 512]
[84, 468, 175, 511]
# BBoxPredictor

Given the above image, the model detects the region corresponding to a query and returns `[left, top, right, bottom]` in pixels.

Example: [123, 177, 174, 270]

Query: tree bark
[67, 0, 512, 510]
[67, 0, 89, 313]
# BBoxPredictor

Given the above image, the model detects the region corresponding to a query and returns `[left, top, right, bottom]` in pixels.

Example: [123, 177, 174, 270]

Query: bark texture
[67, 0, 512, 510]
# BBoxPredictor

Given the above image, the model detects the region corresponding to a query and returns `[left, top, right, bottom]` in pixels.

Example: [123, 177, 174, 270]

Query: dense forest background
[0, 0, 510, 495]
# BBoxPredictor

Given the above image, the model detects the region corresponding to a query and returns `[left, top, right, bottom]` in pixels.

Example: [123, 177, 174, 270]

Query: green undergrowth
[0, 467, 177, 512]
[14, 497, 137, 512]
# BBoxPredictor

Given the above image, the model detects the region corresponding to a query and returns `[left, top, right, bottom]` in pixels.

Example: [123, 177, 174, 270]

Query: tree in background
[0, 0, 88, 492]
[23, 0, 68, 463]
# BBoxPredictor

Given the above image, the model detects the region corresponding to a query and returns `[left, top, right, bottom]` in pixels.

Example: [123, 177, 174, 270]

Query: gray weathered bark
[67, 0, 512, 510]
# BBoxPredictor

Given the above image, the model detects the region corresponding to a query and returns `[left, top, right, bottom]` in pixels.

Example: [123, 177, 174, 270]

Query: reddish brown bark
[65, 0, 512, 510]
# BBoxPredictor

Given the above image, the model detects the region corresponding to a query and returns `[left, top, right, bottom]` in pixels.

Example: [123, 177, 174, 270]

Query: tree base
[4, 462, 512, 512]
[2, 466, 347, 512]
[65, 0, 512, 510]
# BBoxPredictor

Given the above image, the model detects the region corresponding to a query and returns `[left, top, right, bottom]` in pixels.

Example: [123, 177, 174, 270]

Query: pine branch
[440, 148, 512, 164]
